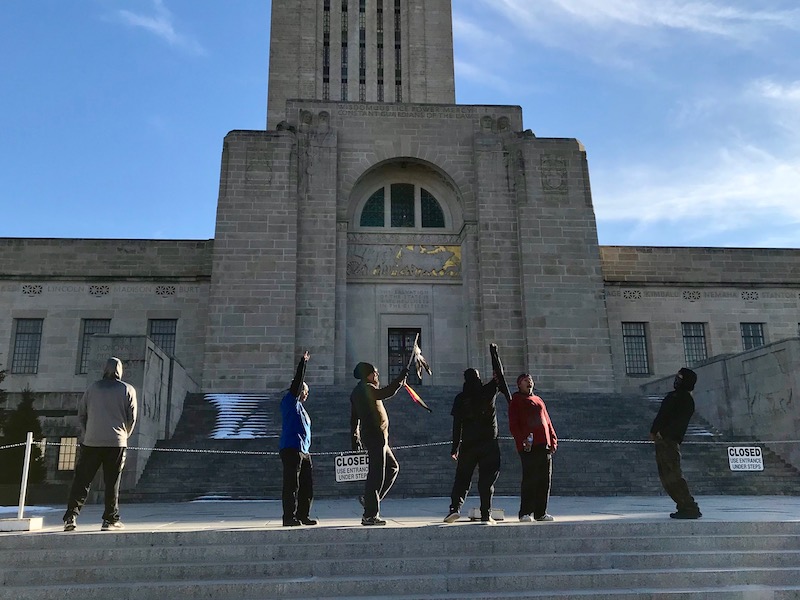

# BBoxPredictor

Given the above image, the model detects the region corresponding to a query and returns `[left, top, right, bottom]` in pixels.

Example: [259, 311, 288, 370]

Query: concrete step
[5, 567, 800, 600]
[2, 521, 800, 599]
[4, 550, 800, 586]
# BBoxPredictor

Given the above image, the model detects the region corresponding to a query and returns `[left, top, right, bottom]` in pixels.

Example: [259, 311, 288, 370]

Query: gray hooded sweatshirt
[79, 357, 138, 447]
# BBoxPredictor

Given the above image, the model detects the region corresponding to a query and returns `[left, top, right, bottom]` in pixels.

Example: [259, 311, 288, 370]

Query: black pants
[654, 438, 699, 512]
[280, 448, 313, 521]
[363, 443, 399, 519]
[63, 445, 126, 523]
[449, 438, 501, 516]
[518, 446, 553, 519]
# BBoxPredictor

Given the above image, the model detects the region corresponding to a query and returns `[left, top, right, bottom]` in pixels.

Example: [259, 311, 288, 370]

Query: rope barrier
[0, 442, 26, 451]
[0, 437, 789, 457]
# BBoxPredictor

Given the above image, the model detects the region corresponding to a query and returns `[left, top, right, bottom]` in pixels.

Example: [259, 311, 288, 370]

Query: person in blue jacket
[279, 351, 317, 526]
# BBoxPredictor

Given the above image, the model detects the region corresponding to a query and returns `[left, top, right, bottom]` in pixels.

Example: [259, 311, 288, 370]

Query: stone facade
[2, 1, 799, 401]
[267, 0, 455, 128]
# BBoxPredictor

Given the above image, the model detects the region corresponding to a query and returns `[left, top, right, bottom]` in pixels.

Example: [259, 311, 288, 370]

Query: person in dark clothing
[444, 343, 507, 525]
[650, 367, 702, 519]
[279, 351, 317, 526]
[509, 373, 557, 522]
[63, 357, 137, 532]
[350, 362, 408, 526]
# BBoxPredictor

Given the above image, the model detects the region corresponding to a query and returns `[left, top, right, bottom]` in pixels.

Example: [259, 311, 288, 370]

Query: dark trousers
[654, 438, 699, 512]
[63, 445, 126, 523]
[449, 438, 501, 516]
[518, 447, 552, 519]
[363, 443, 399, 519]
[280, 448, 313, 521]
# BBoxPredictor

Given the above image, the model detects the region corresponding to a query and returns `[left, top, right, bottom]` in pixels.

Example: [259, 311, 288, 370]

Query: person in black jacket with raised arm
[444, 343, 508, 525]
[279, 351, 317, 526]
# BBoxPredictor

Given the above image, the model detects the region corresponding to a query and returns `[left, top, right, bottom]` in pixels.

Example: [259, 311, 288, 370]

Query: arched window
[358, 184, 446, 229]
[360, 189, 384, 227]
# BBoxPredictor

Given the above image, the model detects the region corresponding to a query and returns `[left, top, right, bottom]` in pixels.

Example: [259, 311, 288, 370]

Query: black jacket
[650, 389, 695, 444]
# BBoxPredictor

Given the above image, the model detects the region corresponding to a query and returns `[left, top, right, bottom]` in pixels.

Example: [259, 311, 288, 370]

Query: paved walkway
[3, 495, 800, 535]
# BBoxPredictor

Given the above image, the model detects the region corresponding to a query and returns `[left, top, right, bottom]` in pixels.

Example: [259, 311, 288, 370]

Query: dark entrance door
[388, 328, 422, 385]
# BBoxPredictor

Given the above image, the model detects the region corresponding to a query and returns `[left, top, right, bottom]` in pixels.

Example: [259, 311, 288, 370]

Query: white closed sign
[335, 453, 369, 482]
[727, 446, 764, 471]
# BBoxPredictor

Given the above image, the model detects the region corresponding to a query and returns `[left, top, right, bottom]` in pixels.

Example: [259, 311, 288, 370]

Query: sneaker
[299, 517, 318, 526]
[361, 516, 386, 526]
[481, 515, 496, 525]
[443, 511, 461, 523]
[282, 518, 302, 527]
[63, 518, 77, 532]
[535, 514, 554, 522]
[519, 514, 533, 523]
[670, 510, 702, 520]
[101, 520, 125, 531]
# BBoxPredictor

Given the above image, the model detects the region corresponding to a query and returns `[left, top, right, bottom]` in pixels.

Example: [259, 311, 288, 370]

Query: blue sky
[2, 0, 799, 248]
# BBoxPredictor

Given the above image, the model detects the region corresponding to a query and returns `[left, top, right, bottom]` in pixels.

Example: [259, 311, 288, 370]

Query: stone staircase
[2, 520, 800, 599]
[122, 387, 800, 502]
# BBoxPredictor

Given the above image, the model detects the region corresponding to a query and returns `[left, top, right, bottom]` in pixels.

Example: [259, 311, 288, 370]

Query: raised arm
[489, 343, 511, 404]
[371, 368, 410, 401]
[288, 351, 310, 397]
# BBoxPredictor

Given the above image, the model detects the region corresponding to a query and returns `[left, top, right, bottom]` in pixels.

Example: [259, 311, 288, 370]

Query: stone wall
[642, 338, 800, 472]
[602, 246, 800, 391]
[202, 130, 300, 391]
[601, 246, 800, 284]
[0, 238, 212, 279]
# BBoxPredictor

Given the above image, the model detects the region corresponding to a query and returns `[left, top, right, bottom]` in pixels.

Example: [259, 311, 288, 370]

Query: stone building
[1, 0, 799, 488]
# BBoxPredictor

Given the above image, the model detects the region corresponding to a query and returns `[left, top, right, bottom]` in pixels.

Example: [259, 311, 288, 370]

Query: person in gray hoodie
[63, 357, 138, 531]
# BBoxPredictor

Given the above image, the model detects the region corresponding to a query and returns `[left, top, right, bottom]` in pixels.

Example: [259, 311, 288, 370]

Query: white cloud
[594, 146, 800, 240]
[485, 0, 799, 36]
[115, 0, 205, 55]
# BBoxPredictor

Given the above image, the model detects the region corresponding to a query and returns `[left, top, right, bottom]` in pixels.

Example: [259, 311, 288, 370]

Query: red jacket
[508, 391, 557, 453]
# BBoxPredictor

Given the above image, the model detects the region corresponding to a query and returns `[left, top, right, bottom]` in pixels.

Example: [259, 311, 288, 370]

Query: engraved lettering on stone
[541, 155, 568, 193]
[337, 104, 479, 120]
[378, 289, 432, 311]
[347, 245, 461, 279]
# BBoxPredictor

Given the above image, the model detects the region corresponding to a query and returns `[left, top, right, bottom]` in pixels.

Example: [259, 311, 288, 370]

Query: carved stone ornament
[347, 244, 462, 280]
[541, 155, 568, 193]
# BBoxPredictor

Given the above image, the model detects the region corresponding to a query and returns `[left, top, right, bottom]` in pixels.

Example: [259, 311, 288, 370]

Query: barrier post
[0, 431, 43, 531]
[17, 431, 34, 520]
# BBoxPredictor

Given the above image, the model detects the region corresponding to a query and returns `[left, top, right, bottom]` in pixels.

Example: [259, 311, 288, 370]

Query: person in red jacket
[508, 373, 557, 522]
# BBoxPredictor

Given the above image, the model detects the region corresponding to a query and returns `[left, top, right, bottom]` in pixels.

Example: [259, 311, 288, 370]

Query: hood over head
[675, 367, 697, 391]
[103, 357, 123, 380]
[462, 368, 482, 394]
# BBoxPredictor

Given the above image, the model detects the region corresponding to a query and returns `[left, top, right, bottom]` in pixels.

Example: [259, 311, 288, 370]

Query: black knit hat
[353, 362, 376, 380]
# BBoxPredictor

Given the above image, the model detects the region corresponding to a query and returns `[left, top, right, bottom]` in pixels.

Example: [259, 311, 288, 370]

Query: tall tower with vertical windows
[267, 0, 455, 128]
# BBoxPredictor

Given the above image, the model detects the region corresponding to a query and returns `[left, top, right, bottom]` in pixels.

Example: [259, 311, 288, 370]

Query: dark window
[681, 322, 707, 367]
[421, 188, 445, 228]
[741, 322, 765, 351]
[78, 319, 111, 374]
[622, 322, 649, 375]
[360, 189, 385, 227]
[390, 183, 415, 227]
[388, 328, 422, 385]
[11, 318, 43, 374]
[149, 319, 177, 356]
